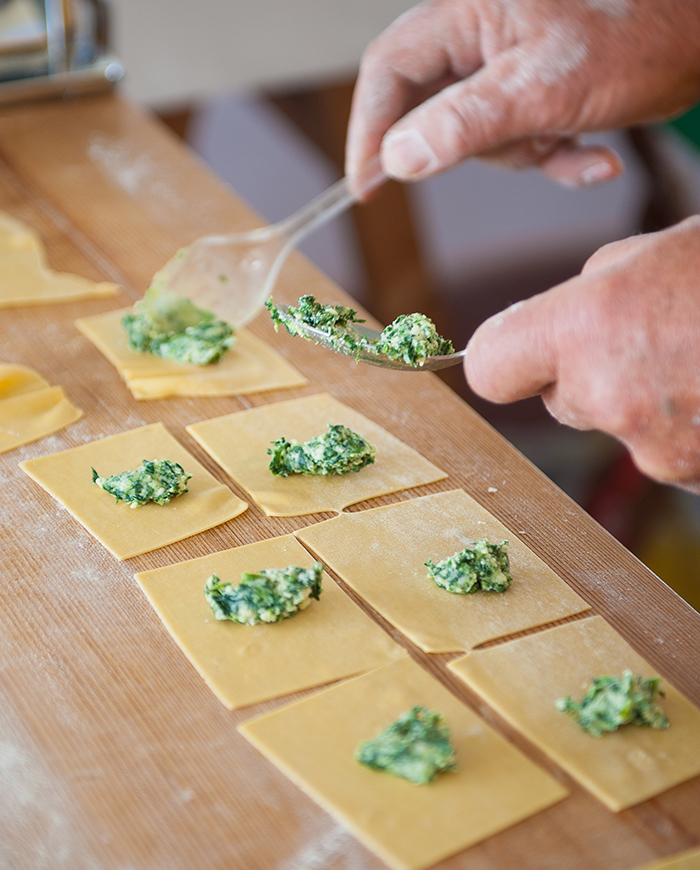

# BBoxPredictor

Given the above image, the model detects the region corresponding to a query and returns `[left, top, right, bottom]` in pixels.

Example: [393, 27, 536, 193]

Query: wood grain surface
[0, 93, 698, 870]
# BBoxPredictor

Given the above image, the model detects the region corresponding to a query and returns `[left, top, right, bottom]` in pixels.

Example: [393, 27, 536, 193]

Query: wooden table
[0, 93, 698, 870]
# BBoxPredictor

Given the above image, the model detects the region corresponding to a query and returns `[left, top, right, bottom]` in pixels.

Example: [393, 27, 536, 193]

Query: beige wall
[111, 0, 415, 106]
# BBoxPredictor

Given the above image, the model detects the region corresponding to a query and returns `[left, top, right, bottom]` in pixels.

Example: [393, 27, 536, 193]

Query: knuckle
[587, 395, 643, 438]
[582, 241, 621, 272]
[361, 38, 390, 72]
[678, 214, 700, 233]
[630, 448, 700, 486]
[439, 89, 500, 156]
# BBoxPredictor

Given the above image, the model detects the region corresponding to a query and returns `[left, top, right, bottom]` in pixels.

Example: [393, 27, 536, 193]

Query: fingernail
[580, 161, 616, 186]
[382, 129, 437, 178]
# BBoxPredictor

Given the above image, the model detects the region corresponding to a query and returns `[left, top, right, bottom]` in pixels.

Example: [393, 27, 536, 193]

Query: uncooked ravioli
[449, 616, 700, 811]
[20, 422, 247, 559]
[135, 534, 405, 709]
[186, 393, 447, 517]
[240, 656, 568, 870]
[0, 362, 82, 453]
[633, 847, 700, 870]
[295, 489, 590, 652]
[75, 308, 307, 399]
[0, 210, 119, 305]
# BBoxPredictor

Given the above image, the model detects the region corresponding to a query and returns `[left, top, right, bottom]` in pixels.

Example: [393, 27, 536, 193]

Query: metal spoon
[272, 305, 467, 372]
[151, 157, 386, 328]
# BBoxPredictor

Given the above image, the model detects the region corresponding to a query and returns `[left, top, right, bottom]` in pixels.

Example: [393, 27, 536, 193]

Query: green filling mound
[203, 563, 324, 625]
[556, 671, 670, 736]
[122, 286, 234, 365]
[92, 459, 191, 508]
[374, 313, 454, 366]
[356, 706, 457, 785]
[425, 540, 512, 594]
[266, 294, 368, 356]
[267, 423, 376, 477]
[266, 295, 454, 366]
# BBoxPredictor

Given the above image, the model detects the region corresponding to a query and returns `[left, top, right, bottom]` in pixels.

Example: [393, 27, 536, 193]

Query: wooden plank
[0, 93, 697, 870]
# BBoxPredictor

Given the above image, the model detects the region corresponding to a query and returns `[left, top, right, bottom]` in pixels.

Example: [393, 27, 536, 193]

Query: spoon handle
[273, 154, 386, 246]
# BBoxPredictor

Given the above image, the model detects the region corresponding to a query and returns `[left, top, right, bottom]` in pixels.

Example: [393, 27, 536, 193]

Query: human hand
[346, 0, 700, 195]
[464, 216, 700, 491]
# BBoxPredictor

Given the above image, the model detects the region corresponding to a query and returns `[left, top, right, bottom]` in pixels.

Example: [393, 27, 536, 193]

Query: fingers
[538, 142, 623, 187]
[369, 30, 593, 182]
[346, 1, 482, 184]
[478, 137, 624, 186]
[466, 220, 700, 493]
[376, 60, 525, 180]
[463, 289, 563, 404]
[581, 234, 652, 273]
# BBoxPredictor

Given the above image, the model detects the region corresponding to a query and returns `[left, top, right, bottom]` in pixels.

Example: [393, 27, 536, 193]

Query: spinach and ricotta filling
[266, 294, 369, 356]
[556, 671, 670, 737]
[203, 563, 324, 625]
[266, 295, 454, 366]
[425, 540, 512, 594]
[122, 286, 234, 365]
[374, 313, 454, 366]
[91, 459, 191, 508]
[267, 423, 376, 477]
[356, 706, 457, 785]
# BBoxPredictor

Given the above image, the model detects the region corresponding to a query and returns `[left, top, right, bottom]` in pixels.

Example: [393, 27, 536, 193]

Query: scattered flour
[499, 22, 589, 97]
[88, 135, 181, 209]
[0, 693, 103, 870]
[281, 819, 369, 870]
[585, 0, 631, 17]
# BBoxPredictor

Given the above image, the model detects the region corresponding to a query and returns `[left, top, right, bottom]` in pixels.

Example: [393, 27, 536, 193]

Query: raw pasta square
[240, 656, 568, 870]
[186, 393, 447, 516]
[634, 847, 700, 870]
[20, 422, 247, 559]
[0, 363, 82, 454]
[0, 210, 118, 306]
[136, 534, 405, 709]
[75, 308, 307, 399]
[296, 489, 590, 652]
[449, 616, 700, 811]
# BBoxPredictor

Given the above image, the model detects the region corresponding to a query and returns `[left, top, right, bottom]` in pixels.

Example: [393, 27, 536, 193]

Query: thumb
[381, 45, 582, 180]
[464, 290, 562, 403]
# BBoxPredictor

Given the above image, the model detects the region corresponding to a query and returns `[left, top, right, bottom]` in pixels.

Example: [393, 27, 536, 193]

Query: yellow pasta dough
[136, 534, 405, 709]
[240, 656, 568, 870]
[0, 363, 50, 398]
[635, 847, 700, 870]
[0, 211, 119, 305]
[186, 393, 447, 517]
[75, 308, 307, 399]
[449, 616, 700, 811]
[20, 422, 247, 559]
[0, 363, 82, 453]
[295, 489, 590, 652]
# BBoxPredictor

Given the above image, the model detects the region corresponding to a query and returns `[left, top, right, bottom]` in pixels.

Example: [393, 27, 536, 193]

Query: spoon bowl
[154, 157, 385, 328]
[273, 305, 467, 372]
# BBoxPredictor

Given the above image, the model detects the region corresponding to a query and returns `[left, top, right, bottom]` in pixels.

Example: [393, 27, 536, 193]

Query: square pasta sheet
[449, 616, 700, 811]
[296, 489, 590, 652]
[240, 656, 568, 870]
[0, 210, 118, 305]
[186, 393, 447, 517]
[0, 363, 82, 454]
[136, 534, 405, 709]
[75, 308, 307, 399]
[634, 847, 700, 870]
[20, 423, 247, 559]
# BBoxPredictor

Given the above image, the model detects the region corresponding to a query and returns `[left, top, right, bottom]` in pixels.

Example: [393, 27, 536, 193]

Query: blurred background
[4, 0, 700, 610]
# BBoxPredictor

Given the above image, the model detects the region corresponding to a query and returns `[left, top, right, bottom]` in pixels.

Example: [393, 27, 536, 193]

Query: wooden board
[0, 93, 698, 870]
